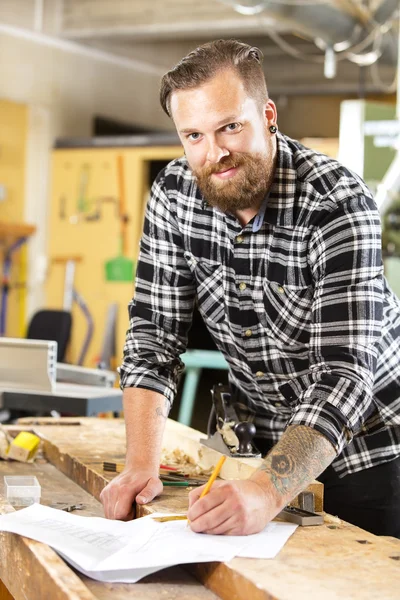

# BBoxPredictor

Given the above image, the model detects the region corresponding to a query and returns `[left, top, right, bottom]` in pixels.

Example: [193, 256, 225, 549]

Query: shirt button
[236, 235, 244, 243]
[239, 282, 247, 291]
[256, 371, 264, 378]
[244, 329, 252, 337]
[344, 428, 352, 441]
[277, 286, 285, 294]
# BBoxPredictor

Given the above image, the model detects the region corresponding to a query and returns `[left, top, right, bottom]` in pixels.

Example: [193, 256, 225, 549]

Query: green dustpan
[105, 237, 135, 282]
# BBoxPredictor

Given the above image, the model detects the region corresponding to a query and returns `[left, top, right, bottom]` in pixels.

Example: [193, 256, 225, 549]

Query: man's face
[170, 68, 277, 212]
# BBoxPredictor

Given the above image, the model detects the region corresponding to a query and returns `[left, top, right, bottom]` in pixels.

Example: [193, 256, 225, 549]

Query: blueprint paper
[0, 504, 297, 583]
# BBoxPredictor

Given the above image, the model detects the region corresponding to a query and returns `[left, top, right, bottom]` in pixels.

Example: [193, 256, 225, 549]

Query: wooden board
[0, 460, 218, 600]
[0, 580, 15, 600]
[16, 417, 323, 511]
[0, 464, 97, 600]
[8, 417, 400, 600]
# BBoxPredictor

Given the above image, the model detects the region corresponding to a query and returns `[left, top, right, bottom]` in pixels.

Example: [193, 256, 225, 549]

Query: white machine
[0, 338, 122, 418]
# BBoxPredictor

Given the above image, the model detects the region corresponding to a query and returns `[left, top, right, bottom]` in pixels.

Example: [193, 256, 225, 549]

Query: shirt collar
[260, 132, 297, 229]
[252, 191, 270, 232]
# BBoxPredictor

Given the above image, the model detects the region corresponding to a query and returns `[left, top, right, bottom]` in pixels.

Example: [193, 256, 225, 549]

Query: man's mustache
[199, 154, 248, 178]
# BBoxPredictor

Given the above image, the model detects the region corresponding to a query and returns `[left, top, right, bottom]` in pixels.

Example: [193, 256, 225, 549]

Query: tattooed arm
[188, 424, 335, 535]
[100, 388, 169, 519]
[251, 424, 336, 508]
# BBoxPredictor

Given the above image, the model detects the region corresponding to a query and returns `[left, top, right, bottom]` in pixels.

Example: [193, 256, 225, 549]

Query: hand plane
[201, 384, 261, 458]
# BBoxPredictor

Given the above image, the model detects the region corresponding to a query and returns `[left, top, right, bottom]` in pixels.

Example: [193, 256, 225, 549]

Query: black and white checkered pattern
[120, 132, 400, 477]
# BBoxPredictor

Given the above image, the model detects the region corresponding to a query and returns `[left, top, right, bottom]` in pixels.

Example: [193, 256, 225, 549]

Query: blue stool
[178, 350, 229, 426]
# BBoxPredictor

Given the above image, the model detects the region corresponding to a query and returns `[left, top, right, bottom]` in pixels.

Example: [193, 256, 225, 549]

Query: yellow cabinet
[46, 145, 182, 368]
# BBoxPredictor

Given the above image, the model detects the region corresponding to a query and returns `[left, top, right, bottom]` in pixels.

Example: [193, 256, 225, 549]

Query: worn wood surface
[0, 490, 96, 600]
[81, 566, 219, 600]
[0, 581, 14, 600]
[16, 417, 323, 510]
[10, 417, 400, 599]
[0, 460, 219, 600]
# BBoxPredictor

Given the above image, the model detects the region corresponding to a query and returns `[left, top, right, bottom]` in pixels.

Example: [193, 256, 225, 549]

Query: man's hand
[187, 425, 336, 535]
[100, 467, 163, 520]
[100, 388, 169, 520]
[187, 474, 282, 535]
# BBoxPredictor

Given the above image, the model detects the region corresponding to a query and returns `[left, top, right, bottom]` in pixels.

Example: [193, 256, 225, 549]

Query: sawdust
[161, 447, 213, 477]
[0, 426, 12, 460]
[323, 512, 342, 525]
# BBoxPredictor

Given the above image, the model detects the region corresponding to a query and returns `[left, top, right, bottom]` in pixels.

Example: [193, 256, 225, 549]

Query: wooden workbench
[0, 418, 399, 600]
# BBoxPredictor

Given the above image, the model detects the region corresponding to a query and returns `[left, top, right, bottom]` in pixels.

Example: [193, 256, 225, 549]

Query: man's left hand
[187, 476, 282, 535]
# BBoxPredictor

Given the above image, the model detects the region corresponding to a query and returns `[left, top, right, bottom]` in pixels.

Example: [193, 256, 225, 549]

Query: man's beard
[193, 152, 274, 213]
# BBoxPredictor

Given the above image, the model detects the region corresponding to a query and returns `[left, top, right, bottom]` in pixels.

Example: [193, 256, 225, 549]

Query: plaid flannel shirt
[120, 132, 400, 477]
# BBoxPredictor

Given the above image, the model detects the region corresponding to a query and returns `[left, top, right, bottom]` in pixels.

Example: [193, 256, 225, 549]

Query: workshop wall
[0, 28, 171, 326]
[0, 99, 28, 336]
[47, 145, 181, 368]
[1, 24, 395, 344]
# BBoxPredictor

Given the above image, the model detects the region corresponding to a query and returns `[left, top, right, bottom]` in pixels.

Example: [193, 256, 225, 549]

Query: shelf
[0, 221, 36, 248]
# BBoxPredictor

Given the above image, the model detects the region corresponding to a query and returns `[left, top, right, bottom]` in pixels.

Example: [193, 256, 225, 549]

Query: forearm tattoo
[155, 398, 170, 420]
[258, 425, 336, 501]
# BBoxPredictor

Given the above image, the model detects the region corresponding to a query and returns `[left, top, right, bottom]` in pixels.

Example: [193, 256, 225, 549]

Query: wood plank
[10, 418, 400, 600]
[0, 580, 14, 600]
[137, 502, 400, 600]
[0, 460, 219, 600]
[22, 417, 323, 510]
[0, 462, 99, 600]
[0, 503, 96, 600]
[82, 567, 219, 600]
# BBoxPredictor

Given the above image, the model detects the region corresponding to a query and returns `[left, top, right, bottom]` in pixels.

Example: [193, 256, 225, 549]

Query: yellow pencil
[199, 455, 226, 499]
[152, 515, 188, 522]
[186, 454, 226, 527]
[153, 456, 227, 525]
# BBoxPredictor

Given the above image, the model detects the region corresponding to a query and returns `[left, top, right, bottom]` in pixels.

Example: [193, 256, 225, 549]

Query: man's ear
[264, 99, 277, 128]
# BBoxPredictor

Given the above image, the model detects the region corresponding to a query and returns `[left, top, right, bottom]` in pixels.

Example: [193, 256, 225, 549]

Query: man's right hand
[100, 467, 163, 520]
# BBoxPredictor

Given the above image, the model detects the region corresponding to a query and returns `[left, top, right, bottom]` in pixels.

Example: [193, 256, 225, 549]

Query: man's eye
[225, 123, 240, 131]
[188, 132, 201, 141]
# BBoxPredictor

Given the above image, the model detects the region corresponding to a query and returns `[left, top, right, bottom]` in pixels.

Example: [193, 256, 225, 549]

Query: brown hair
[160, 39, 268, 117]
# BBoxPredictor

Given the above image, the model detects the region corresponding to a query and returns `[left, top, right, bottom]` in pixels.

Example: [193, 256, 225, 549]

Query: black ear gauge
[269, 125, 278, 134]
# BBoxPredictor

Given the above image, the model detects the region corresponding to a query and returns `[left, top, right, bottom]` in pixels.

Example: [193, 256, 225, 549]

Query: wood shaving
[323, 512, 342, 525]
[161, 448, 213, 477]
[0, 426, 11, 460]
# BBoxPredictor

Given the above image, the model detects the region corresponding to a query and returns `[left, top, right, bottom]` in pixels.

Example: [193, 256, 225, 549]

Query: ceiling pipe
[374, 15, 400, 214]
[219, 0, 399, 65]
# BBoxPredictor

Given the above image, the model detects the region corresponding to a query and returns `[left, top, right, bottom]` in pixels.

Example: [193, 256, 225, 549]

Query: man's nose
[206, 139, 229, 164]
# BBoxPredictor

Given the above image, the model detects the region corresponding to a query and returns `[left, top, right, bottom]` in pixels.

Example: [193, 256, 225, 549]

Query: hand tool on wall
[104, 155, 134, 283]
[76, 164, 91, 215]
[52, 256, 94, 365]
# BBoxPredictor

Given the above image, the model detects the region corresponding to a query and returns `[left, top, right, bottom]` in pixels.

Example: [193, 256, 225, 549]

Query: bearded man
[100, 39, 400, 538]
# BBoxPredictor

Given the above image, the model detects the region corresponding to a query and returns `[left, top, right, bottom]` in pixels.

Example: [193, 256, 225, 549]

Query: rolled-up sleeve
[119, 175, 196, 405]
[287, 195, 384, 454]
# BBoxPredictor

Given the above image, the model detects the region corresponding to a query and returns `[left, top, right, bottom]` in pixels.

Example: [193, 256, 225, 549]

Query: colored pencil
[103, 461, 180, 473]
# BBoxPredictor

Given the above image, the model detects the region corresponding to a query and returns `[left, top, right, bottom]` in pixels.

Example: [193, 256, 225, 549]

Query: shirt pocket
[259, 280, 313, 346]
[185, 253, 226, 324]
